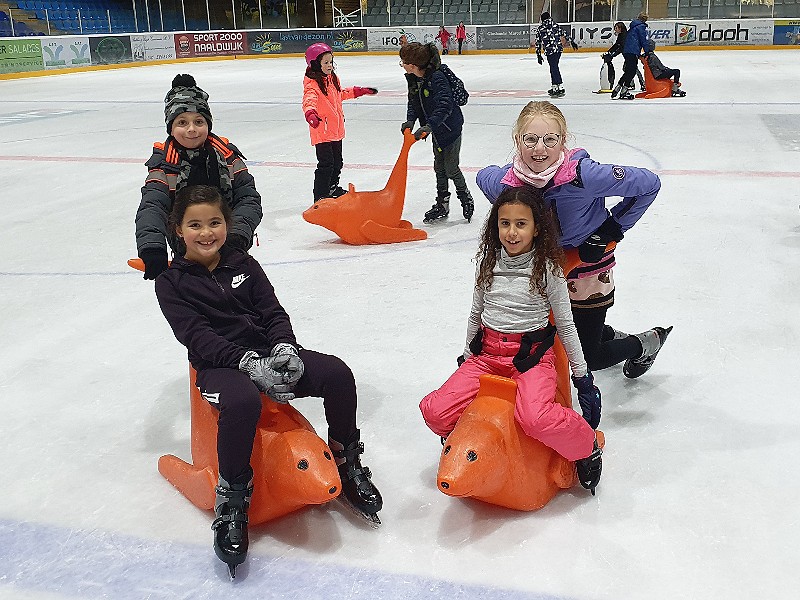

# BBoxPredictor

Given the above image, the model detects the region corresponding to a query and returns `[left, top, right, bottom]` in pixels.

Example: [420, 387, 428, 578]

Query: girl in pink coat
[302, 43, 378, 203]
[420, 185, 603, 494]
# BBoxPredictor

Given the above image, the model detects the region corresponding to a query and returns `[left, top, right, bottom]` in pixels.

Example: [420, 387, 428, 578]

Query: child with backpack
[399, 42, 474, 224]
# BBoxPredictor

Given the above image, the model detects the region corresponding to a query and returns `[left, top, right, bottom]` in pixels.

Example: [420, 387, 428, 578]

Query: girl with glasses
[476, 101, 672, 413]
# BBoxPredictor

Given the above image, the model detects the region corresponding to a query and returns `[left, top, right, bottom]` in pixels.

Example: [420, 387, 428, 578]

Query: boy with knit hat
[135, 74, 263, 280]
[400, 42, 473, 224]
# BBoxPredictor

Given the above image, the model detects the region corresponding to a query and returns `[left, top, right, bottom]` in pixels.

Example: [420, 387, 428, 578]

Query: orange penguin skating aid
[302, 130, 428, 245]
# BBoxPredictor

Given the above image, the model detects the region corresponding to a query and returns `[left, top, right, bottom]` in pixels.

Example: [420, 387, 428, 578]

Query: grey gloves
[238, 344, 304, 403]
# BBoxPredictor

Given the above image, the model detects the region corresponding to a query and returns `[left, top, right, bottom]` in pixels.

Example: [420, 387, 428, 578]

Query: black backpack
[439, 64, 469, 106]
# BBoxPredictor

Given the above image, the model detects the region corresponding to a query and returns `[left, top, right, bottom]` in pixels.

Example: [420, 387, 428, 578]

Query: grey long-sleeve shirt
[465, 249, 588, 377]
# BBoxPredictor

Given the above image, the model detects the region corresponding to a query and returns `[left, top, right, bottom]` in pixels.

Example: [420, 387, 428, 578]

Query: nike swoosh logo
[231, 275, 250, 289]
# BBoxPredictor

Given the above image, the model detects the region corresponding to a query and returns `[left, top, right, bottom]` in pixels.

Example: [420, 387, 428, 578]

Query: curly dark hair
[475, 186, 564, 296]
[305, 54, 341, 96]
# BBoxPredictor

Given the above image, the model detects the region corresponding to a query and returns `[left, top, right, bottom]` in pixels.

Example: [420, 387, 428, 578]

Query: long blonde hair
[511, 101, 570, 151]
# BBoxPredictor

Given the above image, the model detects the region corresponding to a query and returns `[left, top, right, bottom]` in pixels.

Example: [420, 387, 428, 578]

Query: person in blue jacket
[612, 12, 649, 100]
[154, 185, 383, 573]
[476, 101, 672, 394]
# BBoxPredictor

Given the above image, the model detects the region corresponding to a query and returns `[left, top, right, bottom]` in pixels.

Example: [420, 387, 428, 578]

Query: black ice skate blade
[214, 556, 248, 581]
[335, 496, 382, 529]
[423, 217, 449, 225]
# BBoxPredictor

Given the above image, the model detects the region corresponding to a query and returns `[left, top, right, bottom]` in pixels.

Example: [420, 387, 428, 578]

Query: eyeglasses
[520, 133, 561, 149]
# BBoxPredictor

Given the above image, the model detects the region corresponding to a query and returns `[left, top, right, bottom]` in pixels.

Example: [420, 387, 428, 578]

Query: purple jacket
[155, 246, 297, 372]
[476, 148, 661, 248]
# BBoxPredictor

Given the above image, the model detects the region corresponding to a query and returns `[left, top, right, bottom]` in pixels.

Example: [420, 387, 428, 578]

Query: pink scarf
[512, 151, 565, 188]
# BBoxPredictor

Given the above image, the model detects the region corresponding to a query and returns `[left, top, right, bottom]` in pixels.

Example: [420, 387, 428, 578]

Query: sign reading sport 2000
[175, 32, 247, 58]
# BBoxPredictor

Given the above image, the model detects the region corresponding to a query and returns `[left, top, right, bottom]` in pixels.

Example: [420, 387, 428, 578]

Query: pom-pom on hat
[164, 74, 212, 134]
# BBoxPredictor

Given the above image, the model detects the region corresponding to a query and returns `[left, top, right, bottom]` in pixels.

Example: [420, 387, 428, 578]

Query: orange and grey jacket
[135, 133, 262, 255]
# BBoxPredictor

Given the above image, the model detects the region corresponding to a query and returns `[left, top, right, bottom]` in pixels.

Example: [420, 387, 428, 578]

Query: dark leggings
[313, 140, 344, 201]
[619, 53, 639, 87]
[572, 307, 642, 372]
[655, 67, 680, 84]
[547, 51, 563, 85]
[195, 348, 357, 484]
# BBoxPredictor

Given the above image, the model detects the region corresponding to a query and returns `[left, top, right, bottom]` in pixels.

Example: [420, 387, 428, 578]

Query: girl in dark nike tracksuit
[154, 185, 382, 538]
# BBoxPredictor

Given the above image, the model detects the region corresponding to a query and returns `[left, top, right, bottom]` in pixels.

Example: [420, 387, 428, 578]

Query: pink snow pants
[419, 327, 595, 461]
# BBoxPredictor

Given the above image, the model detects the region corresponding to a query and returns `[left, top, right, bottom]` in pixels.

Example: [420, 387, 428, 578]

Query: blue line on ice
[0, 519, 572, 600]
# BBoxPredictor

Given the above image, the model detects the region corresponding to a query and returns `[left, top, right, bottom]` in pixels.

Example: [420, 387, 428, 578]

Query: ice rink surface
[1, 48, 799, 600]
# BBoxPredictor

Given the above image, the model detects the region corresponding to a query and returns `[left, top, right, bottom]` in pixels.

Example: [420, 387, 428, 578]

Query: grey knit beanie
[164, 74, 212, 134]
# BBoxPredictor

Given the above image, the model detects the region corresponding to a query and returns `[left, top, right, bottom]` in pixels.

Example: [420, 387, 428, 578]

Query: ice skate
[457, 189, 474, 223]
[603, 325, 629, 341]
[614, 90, 635, 100]
[623, 326, 673, 378]
[211, 475, 253, 579]
[423, 193, 450, 224]
[552, 85, 565, 98]
[329, 429, 383, 527]
[575, 439, 602, 495]
[329, 184, 347, 198]
[547, 85, 558, 97]
[671, 83, 686, 97]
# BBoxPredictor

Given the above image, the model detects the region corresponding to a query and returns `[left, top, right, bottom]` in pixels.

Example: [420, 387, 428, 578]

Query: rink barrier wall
[1, 19, 799, 78]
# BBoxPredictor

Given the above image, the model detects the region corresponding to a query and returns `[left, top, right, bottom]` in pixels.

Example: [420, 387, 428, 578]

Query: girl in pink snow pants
[420, 185, 603, 490]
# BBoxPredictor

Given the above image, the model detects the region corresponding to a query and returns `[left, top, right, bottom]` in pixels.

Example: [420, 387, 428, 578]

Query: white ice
[1, 49, 799, 600]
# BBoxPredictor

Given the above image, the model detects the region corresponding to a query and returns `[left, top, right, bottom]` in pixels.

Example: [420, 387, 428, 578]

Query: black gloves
[571, 41, 579, 51]
[578, 216, 623, 264]
[572, 372, 601, 429]
[226, 233, 251, 252]
[401, 120, 415, 134]
[140, 248, 168, 280]
[537, 52, 543, 65]
[413, 125, 432, 140]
